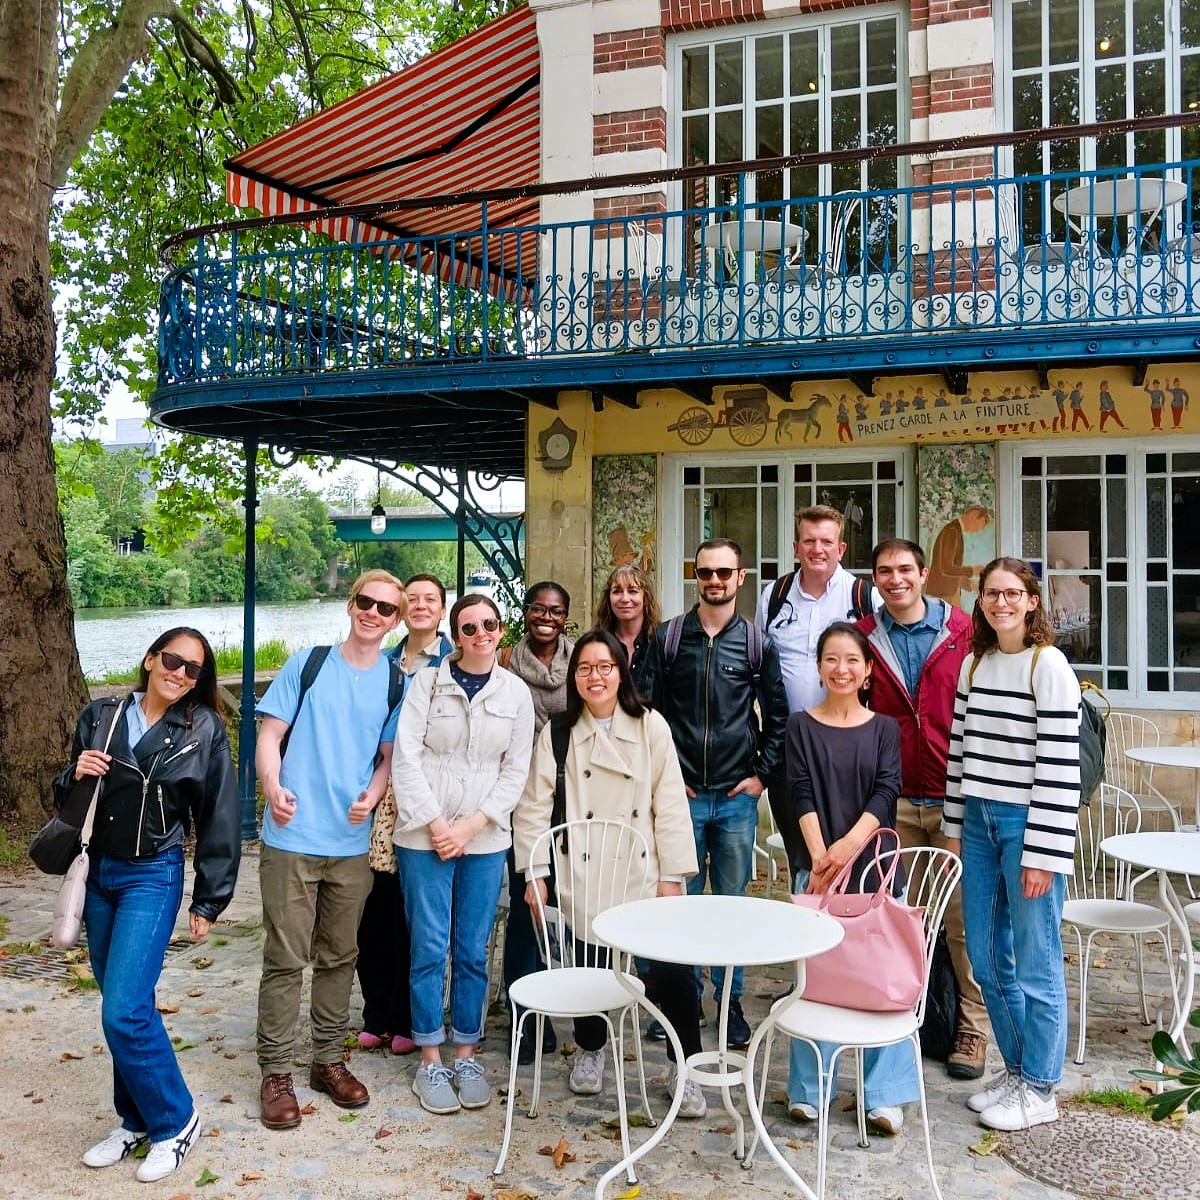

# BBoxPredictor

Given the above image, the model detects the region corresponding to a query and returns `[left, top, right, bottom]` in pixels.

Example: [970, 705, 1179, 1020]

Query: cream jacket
[512, 706, 697, 938]
[391, 660, 534, 855]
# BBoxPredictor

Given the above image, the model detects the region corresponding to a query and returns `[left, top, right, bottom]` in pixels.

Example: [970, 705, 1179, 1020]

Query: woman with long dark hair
[512, 630, 706, 1115]
[593, 564, 661, 690]
[944, 557, 1080, 1132]
[56, 627, 239, 1183]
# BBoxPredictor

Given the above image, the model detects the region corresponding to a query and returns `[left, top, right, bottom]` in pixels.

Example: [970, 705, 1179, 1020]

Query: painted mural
[917, 444, 998, 612]
[591, 454, 657, 608]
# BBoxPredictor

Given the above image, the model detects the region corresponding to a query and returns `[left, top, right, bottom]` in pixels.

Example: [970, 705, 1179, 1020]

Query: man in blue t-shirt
[254, 569, 405, 1131]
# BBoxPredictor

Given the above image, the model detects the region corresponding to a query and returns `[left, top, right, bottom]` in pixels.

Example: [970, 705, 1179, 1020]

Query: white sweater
[943, 644, 1081, 874]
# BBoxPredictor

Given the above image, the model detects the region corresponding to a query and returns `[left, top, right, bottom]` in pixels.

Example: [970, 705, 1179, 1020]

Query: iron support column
[238, 439, 259, 841]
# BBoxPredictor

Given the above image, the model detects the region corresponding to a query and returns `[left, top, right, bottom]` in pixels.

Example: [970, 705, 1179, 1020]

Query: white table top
[1053, 177, 1187, 219]
[1101, 831, 1200, 875]
[697, 218, 807, 254]
[1125, 745, 1200, 770]
[592, 893, 843, 968]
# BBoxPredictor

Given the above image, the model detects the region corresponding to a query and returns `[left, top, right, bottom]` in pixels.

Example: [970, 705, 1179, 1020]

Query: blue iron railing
[157, 149, 1200, 387]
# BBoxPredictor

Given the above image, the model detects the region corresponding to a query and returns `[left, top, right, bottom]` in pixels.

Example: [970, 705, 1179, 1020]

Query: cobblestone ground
[1, 844, 1195, 1200]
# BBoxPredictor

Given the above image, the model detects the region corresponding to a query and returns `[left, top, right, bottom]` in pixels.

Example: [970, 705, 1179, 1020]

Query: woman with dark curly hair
[943, 557, 1081, 1133]
[58, 627, 240, 1183]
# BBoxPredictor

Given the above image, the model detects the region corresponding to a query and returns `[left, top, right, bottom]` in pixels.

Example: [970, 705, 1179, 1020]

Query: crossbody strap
[79, 701, 125, 851]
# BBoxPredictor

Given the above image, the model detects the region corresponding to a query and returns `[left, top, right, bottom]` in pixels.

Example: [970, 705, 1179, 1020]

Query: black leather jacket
[641, 608, 788, 792]
[53, 696, 241, 921]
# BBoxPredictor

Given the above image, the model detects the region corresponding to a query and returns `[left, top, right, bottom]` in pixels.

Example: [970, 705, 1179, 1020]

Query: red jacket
[857, 603, 972, 801]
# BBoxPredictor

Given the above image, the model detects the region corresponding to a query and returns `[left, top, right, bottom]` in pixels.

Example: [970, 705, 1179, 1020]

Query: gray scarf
[506, 634, 574, 734]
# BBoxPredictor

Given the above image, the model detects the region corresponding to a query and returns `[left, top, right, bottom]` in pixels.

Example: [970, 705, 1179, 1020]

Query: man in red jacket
[857, 538, 989, 1080]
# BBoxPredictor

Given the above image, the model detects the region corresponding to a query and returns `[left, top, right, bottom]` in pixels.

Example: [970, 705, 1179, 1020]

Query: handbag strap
[821, 827, 902, 904]
[79, 701, 125, 851]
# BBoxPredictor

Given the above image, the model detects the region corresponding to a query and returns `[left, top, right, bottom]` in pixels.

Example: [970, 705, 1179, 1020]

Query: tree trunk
[0, 0, 90, 830]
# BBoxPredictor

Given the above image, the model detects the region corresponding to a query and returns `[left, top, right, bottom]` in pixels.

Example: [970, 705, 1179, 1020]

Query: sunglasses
[353, 593, 402, 618]
[159, 650, 204, 680]
[460, 618, 501, 636]
[695, 566, 737, 582]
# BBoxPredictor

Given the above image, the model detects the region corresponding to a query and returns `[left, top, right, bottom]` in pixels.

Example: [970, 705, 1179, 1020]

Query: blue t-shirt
[257, 647, 401, 857]
[881, 598, 944, 699]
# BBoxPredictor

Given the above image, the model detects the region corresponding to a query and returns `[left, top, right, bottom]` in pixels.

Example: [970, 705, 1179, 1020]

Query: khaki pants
[896, 800, 990, 1040]
[256, 844, 372, 1074]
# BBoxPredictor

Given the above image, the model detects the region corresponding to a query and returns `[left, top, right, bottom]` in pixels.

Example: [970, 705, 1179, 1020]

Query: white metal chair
[1062, 783, 1172, 1064]
[1105, 712, 1182, 830]
[493, 819, 655, 1182]
[744, 845, 962, 1200]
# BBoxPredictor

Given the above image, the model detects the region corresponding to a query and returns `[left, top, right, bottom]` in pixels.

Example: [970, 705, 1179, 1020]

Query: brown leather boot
[260, 1073, 301, 1130]
[309, 1061, 369, 1109]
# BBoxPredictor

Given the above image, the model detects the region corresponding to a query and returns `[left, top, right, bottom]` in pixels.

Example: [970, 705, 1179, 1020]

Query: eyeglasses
[980, 588, 1028, 605]
[695, 566, 737, 582]
[459, 618, 501, 636]
[353, 593, 402, 618]
[575, 661, 617, 677]
[525, 602, 567, 619]
[159, 650, 204, 680]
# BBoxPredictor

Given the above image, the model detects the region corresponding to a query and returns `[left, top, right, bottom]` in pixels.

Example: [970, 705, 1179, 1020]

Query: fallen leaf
[375, 1127, 392, 1139]
[786, 1140, 802, 1149]
[466, 1188, 485, 1200]
[224, 1052, 238, 1059]
[712, 1124, 734, 1134]
[31, 1097, 43, 1105]
[536, 1136, 576, 1168]
[299, 1102, 318, 1115]
[338, 1112, 357, 1123]
[157, 1002, 180, 1014]
[192, 957, 214, 970]
[67, 963, 94, 982]
[169, 1194, 189, 1200]
[197, 1007, 219, 1015]
[187, 988, 204, 997]
[194, 1166, 220, 1186]
[968, 1131, 1001, 1157]
[220, 1094, 234, 1104]
[614, 1186, 640, 1199]
[240, 1170, 263, 1182]
[600, 1113, 651, 1129]
[60, 1051, 83, 1061]
[494, 1190, 538, 1200]
[204, 1127, 219, 1137]
[171, 1038, 199, 1052]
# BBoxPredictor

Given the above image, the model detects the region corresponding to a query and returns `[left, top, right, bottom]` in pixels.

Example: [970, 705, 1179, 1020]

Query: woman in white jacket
[391, 594, 535, 1116]
[512, 629, 706, 1116]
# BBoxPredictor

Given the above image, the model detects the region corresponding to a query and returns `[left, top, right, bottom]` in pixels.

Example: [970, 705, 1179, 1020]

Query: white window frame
[661, 446, 915, 617]
[998, 436, 1200, 708]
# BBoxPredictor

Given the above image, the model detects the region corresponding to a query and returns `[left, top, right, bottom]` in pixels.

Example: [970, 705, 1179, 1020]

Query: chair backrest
[826, 191, 864, 276]
[525, 819, 651, 971]
[858, 844, 963, 1023]
[1069, 782, 1143, 904]
[1103, 711, 1162, 795]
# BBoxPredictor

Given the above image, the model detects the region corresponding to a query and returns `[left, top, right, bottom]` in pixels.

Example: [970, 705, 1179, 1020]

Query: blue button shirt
[880, 597, 944, 700]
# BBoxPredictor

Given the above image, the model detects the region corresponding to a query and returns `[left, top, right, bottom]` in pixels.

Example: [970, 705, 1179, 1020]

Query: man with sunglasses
[642, 539, 787, 1049]
[253, 569, 407, 1130]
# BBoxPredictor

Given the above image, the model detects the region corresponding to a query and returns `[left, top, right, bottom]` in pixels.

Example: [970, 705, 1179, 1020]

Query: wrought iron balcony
[157, 122, 1200, 391]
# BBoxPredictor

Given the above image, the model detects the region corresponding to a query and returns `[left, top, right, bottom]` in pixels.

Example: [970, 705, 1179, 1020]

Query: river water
[74, 597, 460, 679]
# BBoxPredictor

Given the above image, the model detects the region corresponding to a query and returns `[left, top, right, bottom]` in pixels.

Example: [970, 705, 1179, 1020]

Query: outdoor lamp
[370, 502, 387, 535]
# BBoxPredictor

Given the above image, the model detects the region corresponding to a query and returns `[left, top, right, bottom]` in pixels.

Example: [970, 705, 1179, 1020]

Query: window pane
[1014, 75, 1044, 132]
[715, 41, 743, 107]
[831, 95, 862, 153]
[685, 114, 709, 166]
[1048, 69, 1082, 128]
[762, 485, 778, 558]
[1047, 479, 1100, 569]
[756, 35, 784, 100]
[1133, 0, 1165, 55]
[1172, 471, 1200, 568]
[1106, 477, 1127, 557]
[1133, 59, 1164, 121]
[1049, 0, 1080, 64]
[816, 460, 872, 481]
[1146, 476, 1167, 556]
[1011, 0, 1043, 71]
[757, 104, 784, 159]
[866, 89, 898, 148]
[830, 24, 861, 93]
[1147, 586, 1169, 665]
[1173, 575, 1200, 671]
[706, 466, 757, 484]
[790, 31, 820, 98]
[1049, 573, 1100, 663]
[1095, 61, 1127, 123]
[1094, 0, 1125, 58]
[715, 109, 743, 163]
[1107, 585, 1128, 663]
[683, 47, 709, 110]
[865, 19, 897, 87]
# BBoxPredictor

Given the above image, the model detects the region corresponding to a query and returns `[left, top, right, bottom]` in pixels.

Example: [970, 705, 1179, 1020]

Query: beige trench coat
[512, 706, 697, 940]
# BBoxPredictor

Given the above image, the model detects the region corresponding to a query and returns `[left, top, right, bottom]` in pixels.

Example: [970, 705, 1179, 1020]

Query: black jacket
[54, 696, 241, 921]
[641, 608, 788, 792]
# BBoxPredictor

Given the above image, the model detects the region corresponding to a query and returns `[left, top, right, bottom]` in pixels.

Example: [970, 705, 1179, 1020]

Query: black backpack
[765, 571, 872, 627]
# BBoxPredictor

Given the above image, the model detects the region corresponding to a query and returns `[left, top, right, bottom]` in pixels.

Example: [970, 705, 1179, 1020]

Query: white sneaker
[667, 1064, 706, 1119]
[967, 1069, 1019, 1113]
[569, 1048, 605, 1095]
[867, 1105, 904, 1135]
[978, 1081, 1058, 1131]
[788, 1101, 819, 1121]
[135, 1110, 199, 1183]
[82, 1127, 147, 1168]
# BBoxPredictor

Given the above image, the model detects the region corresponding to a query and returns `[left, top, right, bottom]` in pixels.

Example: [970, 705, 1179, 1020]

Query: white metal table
[591, 893, 843, 1200]
[697, 218, 806, 277]
[1100, 831, 1200, 1051]
[1053, 176, 1187, 245]
[1125, 744, 1200, 829]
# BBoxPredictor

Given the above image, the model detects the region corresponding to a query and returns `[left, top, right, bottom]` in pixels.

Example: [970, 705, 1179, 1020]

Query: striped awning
[225, 4, 540, 296]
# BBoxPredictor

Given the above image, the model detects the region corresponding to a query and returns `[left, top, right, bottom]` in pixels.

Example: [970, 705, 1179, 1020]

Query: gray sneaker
[413, 1062, 461, 1114]
[569, 1047, 605, 1095]
[453, 1056, 491, 1109]
[667, 1063, 707, 1119]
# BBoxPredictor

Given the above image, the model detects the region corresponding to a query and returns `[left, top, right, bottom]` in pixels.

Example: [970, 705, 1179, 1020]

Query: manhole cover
[0, 938, 190, 982]
[1000, 1105, 1200, 1199]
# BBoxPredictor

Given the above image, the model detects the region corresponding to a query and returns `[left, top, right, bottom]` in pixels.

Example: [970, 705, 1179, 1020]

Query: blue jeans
[396, 847, 506, 1047]
[84, 847, 194, 1140]
[960, 797, 1068, 1090]
[687, 789, 759, 1000]
[786, 868, 919, 1109]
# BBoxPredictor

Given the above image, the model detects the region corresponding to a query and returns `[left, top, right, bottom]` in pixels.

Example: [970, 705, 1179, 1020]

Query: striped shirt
[942, 644, 1081, 874]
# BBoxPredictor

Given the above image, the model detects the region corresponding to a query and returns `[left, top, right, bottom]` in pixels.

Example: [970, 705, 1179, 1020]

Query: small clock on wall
[537, 417, 577, 472]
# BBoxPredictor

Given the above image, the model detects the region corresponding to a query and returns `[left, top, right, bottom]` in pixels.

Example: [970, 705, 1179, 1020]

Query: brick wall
[594, 27, 666, 72]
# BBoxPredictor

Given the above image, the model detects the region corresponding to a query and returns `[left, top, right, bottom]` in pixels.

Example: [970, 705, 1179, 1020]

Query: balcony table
[1100, 831, 1200, 1051]
[590, 892, 843, 1200]
[1124, 744, 1200, 830]
[1053, 176, 1187, 248]
[697, 218, 807, 279]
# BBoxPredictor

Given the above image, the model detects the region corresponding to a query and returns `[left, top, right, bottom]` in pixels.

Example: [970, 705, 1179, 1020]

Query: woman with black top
[58, 627, 239, 1183]
[593, 564, 660, 691]
[784, 622, 914, 1136]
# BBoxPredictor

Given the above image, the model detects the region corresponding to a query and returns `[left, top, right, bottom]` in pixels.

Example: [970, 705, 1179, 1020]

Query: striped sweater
[942, 644, 1081, 874]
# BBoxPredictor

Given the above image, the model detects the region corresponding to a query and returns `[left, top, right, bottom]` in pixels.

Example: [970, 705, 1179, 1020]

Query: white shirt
[756, 565, 878, 713]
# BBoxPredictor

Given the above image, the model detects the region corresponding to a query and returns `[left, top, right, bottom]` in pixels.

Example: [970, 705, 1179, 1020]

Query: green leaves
[1129, 1020, 1200, 1120]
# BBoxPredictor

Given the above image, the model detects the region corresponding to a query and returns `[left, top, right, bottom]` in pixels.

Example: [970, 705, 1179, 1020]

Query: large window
[675, 13, 903, 267]
[1005, 441, 1200, 701]
[1004, 0, 1200, 239]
